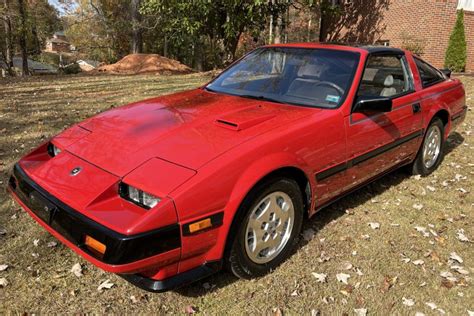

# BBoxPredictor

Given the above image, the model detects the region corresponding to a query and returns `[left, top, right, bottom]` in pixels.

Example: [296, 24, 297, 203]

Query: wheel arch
[426, 106, 451, 138]
[221, 153, 313, 262]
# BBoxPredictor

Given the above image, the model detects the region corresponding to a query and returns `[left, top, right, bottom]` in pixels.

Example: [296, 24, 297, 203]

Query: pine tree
[445, 9, 467, 72]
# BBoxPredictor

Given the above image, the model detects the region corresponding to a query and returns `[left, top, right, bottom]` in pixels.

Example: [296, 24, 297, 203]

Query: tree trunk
[274, 12, 282, 44]
[193, 39, 203, 72]
[131, 0, 143, 54]
[268, 0, 274, 44]
[2, 0, 14, 75]
[163, 36, 168, 57]
[31, 23, 41, 56]
[18, 0, 29, 76]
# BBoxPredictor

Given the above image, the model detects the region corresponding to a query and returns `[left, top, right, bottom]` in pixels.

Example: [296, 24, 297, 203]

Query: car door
[344, 52, 423, 188]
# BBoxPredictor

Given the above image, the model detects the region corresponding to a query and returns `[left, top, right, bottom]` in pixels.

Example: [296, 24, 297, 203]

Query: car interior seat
[380, 75, 397, 97]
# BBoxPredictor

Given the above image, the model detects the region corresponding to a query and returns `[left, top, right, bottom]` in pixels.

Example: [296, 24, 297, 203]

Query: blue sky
[48, 0, 65, 13]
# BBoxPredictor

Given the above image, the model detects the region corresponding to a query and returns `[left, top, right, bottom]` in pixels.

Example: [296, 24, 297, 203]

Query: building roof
[0, 57, 58, 74]
[48, 37, 70, 44]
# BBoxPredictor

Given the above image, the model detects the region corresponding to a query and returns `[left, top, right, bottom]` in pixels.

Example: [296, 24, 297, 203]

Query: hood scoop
[215, 105, 276, 131]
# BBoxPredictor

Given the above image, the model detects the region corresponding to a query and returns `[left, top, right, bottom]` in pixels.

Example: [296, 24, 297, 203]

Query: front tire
[411, 118, 445, 176]
[226, 177, 304, 279]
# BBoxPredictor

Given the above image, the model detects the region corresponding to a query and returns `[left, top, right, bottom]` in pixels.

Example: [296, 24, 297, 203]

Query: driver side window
[358, 55, 413, 99]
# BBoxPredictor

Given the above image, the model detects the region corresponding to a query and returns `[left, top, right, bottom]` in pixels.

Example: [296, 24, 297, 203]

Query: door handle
[412, 102, 421, 113]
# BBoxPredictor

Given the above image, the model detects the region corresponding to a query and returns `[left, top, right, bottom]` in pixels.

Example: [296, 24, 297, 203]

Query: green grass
[0, 73, 472, 314]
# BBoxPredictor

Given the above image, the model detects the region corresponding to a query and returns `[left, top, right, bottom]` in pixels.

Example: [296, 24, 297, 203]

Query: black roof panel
[357, 45, 405, 55]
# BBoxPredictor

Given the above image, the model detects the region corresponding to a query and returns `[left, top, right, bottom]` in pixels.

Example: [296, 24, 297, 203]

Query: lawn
[0, 73, 472, 315]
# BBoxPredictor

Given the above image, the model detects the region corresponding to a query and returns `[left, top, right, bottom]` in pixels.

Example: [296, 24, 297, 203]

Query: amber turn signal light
[85, 235, 106, 256]
[188, 218, 212, 234]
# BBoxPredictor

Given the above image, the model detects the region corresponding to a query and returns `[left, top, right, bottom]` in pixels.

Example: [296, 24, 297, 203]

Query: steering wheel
[313, 81, 344, 95]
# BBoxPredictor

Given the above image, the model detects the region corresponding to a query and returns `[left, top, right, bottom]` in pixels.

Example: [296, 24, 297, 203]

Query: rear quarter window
[414, 57, 445, 88]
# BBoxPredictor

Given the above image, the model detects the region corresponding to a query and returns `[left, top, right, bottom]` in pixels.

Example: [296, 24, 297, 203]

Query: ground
[0, 73, 472, 315]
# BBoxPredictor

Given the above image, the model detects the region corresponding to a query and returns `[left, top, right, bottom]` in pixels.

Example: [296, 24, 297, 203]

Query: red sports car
[9, 43, 467, 292]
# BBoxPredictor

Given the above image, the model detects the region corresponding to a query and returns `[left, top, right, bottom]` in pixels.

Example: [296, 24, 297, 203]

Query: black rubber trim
[451, 106, 468, 121]
[315, 162, 348, 181]
[316, 129, 423, 181]
[9, 164, 181, 265]
[315, 158, 412, 211]
[182, 212, 224, 236]
[120, 261, 222, 292]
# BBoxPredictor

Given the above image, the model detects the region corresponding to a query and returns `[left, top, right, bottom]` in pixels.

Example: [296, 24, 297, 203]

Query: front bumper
[9, 163, 224, 291]
[8, 163, 181, 269]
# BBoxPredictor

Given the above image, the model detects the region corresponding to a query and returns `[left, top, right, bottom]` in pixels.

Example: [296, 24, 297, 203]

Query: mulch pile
[97, 53, 192, 75]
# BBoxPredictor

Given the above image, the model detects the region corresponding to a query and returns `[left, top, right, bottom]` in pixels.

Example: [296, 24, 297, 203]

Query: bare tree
[18, 0, 29, 76]
[131, 0, 143, 53]
[2, 0, 14, 75]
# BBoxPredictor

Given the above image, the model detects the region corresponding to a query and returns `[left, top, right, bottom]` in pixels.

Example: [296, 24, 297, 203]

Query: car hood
[62, 89, 316, 176]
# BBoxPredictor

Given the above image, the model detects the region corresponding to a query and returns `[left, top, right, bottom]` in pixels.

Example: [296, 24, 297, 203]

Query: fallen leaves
[97, 279, 114, 291]
[47, 241, 57, 248]
[0, 264, 8, 272]
[70, 263, 83, 277]
[353, 308, 367, 316]
[402, 297, 415, 307]
[451, 265, 469, 275]
[456, 229, 470, 242]
[368, 222, 380, 230]
[336, 273, 350, 284]
[449, 251, 463, 263]
[311, 272, 327, 283]
[381, 275, 398, 293]
[412, 259, 424, 266]
[0, 277, 8, 287]
[184, 305, 198, 314]
[412, 203, 424, 210]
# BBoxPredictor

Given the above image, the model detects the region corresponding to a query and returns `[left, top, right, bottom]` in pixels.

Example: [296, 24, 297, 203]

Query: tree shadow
[321, 0, 391, 44]
[174, 131, 465, 297]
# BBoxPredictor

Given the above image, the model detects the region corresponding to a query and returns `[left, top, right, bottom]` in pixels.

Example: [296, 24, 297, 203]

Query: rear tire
[225, 177, 304, 279]
[411, 118, 445, 176]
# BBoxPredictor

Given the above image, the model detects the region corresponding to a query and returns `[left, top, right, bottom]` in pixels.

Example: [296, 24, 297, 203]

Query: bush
[400, 32, 425, 56]
[62, 63, 81, 74]
[445, 9, 467, 72]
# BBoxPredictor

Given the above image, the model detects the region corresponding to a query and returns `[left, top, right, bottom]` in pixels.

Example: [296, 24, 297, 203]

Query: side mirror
[353, 97, 392, 113]
[440, 68, 452, 78]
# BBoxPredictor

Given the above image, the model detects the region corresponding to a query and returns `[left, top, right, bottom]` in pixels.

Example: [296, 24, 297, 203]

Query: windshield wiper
[238, 94, 284, 104]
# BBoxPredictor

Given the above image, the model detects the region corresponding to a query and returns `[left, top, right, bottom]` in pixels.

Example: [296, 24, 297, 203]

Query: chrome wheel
[244, 191, 295, 264]
[422, 125, 442, 169]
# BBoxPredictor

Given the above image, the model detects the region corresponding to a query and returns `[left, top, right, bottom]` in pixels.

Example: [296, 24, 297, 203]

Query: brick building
[45, 31, 72, 53]
[321, 0, 474, 72]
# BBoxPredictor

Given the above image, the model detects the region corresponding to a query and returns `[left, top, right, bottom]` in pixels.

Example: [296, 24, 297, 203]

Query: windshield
[206, 47, 360, 108]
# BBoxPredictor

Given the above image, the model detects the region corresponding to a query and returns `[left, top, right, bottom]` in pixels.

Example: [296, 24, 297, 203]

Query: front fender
[226, 152, 313, 217]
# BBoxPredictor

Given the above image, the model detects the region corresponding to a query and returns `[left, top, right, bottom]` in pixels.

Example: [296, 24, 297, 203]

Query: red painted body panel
[10, 43, 467, 285]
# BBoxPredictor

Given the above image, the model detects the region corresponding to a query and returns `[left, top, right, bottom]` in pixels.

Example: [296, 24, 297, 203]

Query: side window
[414, 58, 445, 88]
[358, 55, 413, 98]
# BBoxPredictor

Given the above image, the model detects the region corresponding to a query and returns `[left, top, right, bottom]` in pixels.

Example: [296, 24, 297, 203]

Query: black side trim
[315, 162, 348, 181]
[451, 106, 468, 121]
[315, 130, 423, 181]
[120, 261, 222, 292]
[315, 158, 412, 211]
[10, 164, 181, 265]
[352, 130, 423, 165]
[182, 212, 224, 236]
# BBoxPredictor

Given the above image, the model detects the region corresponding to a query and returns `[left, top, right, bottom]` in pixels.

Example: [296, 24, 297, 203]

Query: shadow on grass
[174, 131, 465, 297]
